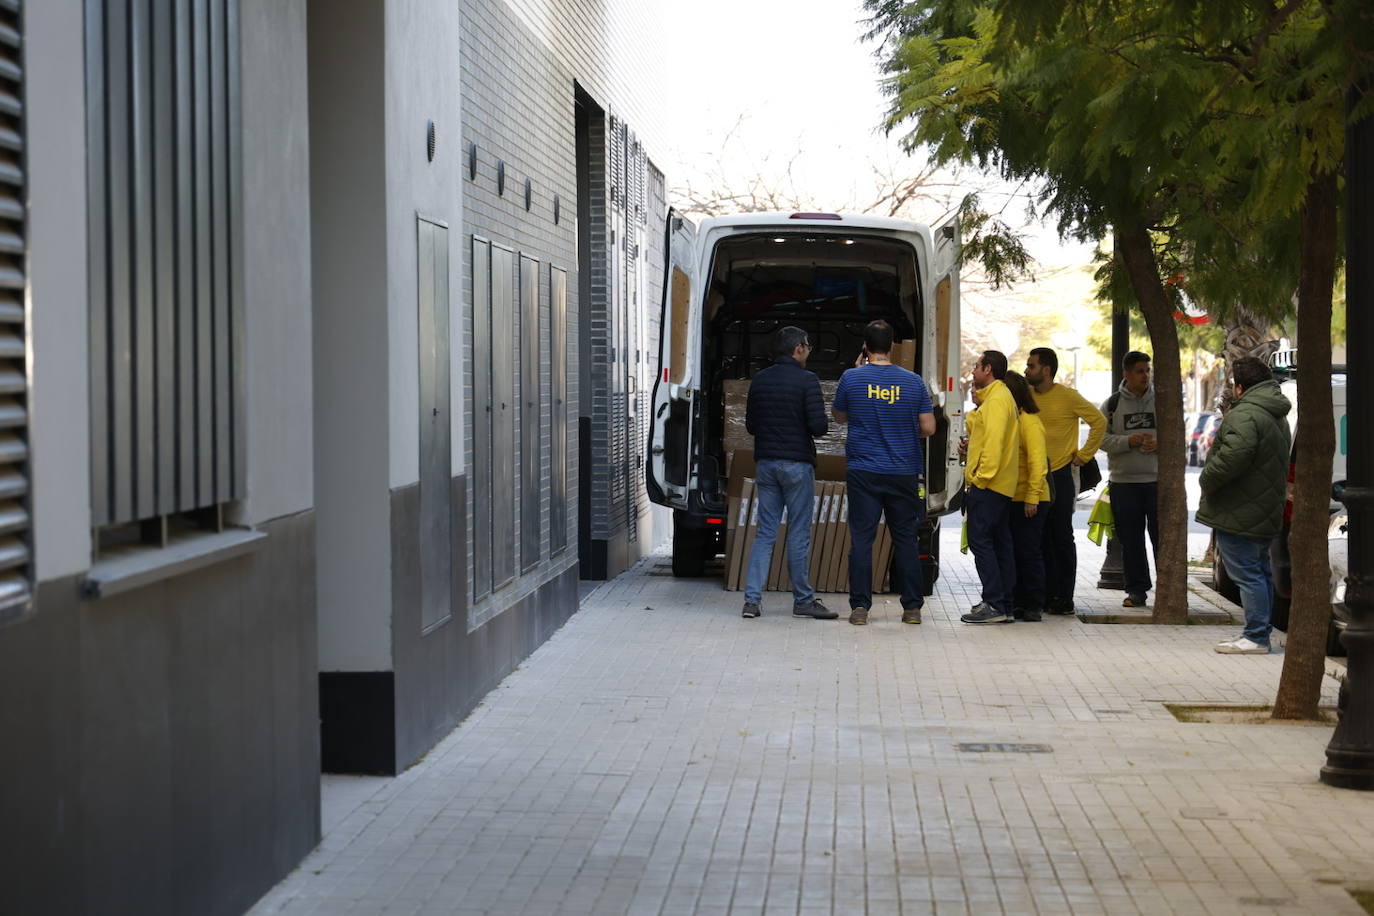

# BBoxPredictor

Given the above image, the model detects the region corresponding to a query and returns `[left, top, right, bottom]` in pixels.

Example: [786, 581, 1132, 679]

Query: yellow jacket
[965, 380, 1019, 498]
[1015, 412, 1049, 504]
[1031, 383, 1106, 471]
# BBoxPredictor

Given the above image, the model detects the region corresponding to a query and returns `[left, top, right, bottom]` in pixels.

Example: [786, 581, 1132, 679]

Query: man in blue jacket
[742, 326, 837, 620]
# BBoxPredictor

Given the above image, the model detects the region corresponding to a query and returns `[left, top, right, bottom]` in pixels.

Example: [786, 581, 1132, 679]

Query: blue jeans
[744, 459, 816, 606]
[966, 485, 1015, 613]
[846, 470, 925, 611]
[1216, 531, 1274, 645]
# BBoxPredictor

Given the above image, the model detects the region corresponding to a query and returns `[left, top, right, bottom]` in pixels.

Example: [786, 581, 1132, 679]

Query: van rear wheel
[672, 522, 709, 577]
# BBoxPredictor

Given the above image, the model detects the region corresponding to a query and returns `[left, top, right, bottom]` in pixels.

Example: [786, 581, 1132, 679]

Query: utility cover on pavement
[956, 742, 1053, 753]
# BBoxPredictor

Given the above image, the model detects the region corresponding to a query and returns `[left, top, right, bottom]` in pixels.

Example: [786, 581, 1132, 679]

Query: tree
[864, 0, 1366, 716]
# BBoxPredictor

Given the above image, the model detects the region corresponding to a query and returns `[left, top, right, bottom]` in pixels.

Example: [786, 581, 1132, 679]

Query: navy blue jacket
[745, 356, 828, 464]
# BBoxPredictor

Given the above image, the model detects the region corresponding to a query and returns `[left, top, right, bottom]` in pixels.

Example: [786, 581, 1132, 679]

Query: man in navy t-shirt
[833, 319, 936, 625]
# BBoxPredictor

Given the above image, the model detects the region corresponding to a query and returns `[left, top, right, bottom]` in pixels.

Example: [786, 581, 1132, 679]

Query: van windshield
[703, 232, 921, 382]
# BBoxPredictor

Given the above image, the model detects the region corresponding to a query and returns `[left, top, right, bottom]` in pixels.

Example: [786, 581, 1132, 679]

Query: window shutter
[0, 0, 32, 621]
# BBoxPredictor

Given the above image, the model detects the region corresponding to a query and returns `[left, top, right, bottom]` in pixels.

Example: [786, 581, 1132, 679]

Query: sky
[661, 0, 1093, 269]
[660, 0, 1106, 373]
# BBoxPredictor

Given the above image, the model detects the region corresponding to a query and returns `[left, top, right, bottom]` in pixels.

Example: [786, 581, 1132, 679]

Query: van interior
[698, 232, 924, 499]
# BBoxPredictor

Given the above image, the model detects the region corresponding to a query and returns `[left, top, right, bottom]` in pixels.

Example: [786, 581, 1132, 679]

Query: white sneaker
[1214, 636, 1270, 655]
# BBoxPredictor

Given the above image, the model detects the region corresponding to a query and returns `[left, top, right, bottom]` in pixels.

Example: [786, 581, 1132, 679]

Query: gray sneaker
[793, 599, 838, 620]
[961, 602, 1011, 624]
[742, 602, 760, 619]
[848, 606, 870, 626]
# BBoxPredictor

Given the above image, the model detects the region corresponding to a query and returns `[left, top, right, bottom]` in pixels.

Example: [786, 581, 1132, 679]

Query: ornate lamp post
[1323, 84, 1374, 790]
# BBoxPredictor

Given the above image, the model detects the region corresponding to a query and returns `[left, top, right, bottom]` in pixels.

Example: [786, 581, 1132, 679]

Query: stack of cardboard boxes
[723, 458, 896, 593]
[722, 340, 917, 593]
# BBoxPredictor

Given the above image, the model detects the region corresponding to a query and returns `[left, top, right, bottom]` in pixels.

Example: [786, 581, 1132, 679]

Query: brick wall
[462, 0, 666, 619]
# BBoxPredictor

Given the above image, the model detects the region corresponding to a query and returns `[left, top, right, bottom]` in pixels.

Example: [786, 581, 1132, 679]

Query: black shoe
[793, 599, 838, 620]
[961, 602, 1011, 624]
[1122, 593, 1148, 608]
[1012, 606, 1026, 621]
[742, 603, 760, 619]
[1046, 598, 1076, 616]
[1020, 606, 1043, 622]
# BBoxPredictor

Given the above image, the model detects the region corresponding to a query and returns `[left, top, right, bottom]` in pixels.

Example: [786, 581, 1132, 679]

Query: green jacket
[1197, 380, 1292, 539]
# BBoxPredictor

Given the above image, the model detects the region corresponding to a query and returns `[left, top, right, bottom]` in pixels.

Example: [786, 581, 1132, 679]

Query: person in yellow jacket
[961, 350, 1020, 624]
[1025, 347, 1106, 615]
[1004, 372, 1050, 622]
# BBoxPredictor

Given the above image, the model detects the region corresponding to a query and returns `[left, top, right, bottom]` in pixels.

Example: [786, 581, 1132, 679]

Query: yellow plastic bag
[1086, 485, 1115, 546]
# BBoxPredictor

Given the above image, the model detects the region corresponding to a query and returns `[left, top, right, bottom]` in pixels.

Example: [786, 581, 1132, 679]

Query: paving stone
[249, 527, 1373, 915]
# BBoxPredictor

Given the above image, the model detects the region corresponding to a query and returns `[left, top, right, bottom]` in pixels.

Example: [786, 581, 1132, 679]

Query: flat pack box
[725, 479, 755, 591]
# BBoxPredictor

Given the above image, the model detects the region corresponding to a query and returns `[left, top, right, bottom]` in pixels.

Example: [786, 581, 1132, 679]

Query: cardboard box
[809, 483, 832, 589]
[889, 338, 918, 371]
[829, 490, 848, 594]
[725, 479, 754, 590]
[723, 380, 849, 475]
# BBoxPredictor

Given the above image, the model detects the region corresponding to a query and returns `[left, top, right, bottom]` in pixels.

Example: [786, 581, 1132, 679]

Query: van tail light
[1283, 461, 1296, 525]
[706, 517, 724, 526]
[662, 367, 670, 382]
[789, 212, 842, 220]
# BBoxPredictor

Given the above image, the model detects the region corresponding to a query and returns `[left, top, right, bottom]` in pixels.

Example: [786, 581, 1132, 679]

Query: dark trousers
[965, 485, 1014, 612]
[1041, 464, 1078, 605]
[1010, 501, 1050, 610]
[847, 470, 926, 611]
[1110, 481, 1159, 595]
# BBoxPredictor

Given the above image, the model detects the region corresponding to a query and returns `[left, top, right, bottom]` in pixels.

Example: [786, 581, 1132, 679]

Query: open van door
[925, 215, 963, 514]
[646, 210, 699, 511]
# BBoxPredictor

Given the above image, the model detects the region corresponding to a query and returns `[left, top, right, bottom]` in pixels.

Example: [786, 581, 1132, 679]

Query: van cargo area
[699, 232, 923, 501]
[647, 211, 962, 589]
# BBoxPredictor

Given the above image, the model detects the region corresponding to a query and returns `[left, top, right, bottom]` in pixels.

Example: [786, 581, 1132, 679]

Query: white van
[646, 210, 965, 585]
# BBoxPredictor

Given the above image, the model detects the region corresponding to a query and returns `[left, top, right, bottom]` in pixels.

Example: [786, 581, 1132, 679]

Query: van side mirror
[1333, 480, 1346, 504]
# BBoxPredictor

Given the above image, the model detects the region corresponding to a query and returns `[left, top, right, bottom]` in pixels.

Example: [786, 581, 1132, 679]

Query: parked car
[1213, 362, 1348, 656]
[1196, 413, 1223, 465]
[1186, 411, 1216, 466]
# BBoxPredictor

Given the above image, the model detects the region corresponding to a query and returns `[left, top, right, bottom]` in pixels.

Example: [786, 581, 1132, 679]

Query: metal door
[491, 244, 517, 587]
[472, 237, 492, 599]
[418, 216, 451, 630]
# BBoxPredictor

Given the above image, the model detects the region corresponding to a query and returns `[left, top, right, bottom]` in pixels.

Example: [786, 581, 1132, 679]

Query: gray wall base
[321, 475, 580, 775]
[0, 511, 319, 916]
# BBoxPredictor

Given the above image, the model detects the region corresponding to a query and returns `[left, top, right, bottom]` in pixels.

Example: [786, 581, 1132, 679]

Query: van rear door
[926, 215, 962, 513]
[646, 210, 699, 510]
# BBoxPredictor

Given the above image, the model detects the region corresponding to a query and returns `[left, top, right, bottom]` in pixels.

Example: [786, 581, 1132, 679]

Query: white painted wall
[310, 0, 393, 671]
[28, 0, 92, 582]
[240, 0, 314, 526]
[385, 0, 466, 487]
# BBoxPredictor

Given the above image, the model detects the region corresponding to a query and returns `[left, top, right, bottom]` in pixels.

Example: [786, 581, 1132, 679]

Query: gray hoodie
[1100, 381, 1157, 484]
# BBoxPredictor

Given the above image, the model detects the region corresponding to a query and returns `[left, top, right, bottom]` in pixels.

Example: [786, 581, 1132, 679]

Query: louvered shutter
[0, 0, 31, 620]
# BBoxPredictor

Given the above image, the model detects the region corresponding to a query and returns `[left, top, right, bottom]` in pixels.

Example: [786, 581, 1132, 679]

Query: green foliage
[863, 0, 1361, 313]
[955, 191, 1034, 289]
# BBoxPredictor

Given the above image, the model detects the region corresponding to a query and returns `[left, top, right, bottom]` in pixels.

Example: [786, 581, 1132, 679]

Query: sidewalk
[251, 528, 1373, 916]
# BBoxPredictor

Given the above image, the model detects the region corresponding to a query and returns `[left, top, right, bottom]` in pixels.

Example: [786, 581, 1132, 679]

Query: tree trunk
[1273, 170, 1339, 720]
[1116, 225, 1190, 624]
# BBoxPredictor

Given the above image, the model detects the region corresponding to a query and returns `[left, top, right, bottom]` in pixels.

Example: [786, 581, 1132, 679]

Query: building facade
[0, 1, 669, 913]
